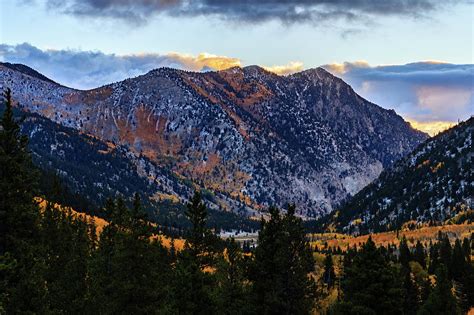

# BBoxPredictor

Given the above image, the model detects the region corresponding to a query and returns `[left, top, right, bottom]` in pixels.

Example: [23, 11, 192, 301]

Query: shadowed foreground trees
[0, 88, 45, 313]
[1, 89, 474, 314]
[332, 236, 403, 314]
[250, 205, 316, 314]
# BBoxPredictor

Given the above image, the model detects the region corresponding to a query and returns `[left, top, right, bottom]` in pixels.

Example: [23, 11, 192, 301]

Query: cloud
[323, 61, 474, 134]
[162, 52, 241, 71]
[0, 43, 302, 89]
[324, 60, 370, 74]
[29, 0, 464, 25]
[406, 120, 455, 136]
[0, 43, 243, 89]
[263, 61, 304, 75]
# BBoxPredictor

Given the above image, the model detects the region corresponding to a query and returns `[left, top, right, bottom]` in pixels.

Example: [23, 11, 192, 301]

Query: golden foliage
[310, 223, 474, 250]
[36, 197, 185, 251]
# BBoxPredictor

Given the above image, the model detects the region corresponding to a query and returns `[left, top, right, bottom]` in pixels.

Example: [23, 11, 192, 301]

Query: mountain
[0, 62, 427, 217]
[329, 117, 473, 234]
[16, 110, 259, 231]
[1, 62, 59, 85]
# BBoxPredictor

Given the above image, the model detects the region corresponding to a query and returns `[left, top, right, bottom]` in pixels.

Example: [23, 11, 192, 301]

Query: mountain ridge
[0, 61, 428, 216]
[328, 117, 474, 234]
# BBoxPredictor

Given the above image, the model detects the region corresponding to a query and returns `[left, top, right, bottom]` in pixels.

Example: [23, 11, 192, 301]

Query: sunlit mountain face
[1, 62, 427, 217]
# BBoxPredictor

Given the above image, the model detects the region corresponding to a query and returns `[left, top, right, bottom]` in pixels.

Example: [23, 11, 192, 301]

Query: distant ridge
[0, 62, 59, 85]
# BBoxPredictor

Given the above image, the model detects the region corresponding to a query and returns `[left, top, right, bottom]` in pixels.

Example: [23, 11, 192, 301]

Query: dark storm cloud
[37, 0, 463, 24]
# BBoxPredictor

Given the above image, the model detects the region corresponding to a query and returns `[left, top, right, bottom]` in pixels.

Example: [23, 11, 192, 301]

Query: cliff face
[0, 63, 427, 216]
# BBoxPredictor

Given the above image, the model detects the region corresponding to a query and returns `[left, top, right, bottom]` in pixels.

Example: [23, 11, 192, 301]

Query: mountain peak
[217, 65, 272, 77]
[0, 62, 59, 85]
[293, 67, 337, 80]
[242, 65, 270, 73]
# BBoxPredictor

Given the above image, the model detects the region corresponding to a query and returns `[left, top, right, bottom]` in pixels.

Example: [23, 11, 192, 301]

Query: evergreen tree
[449, 238, 474, 312]
[451, 239, 466, 281]
[399, 236, 411, 268]
[438, 234, 452, 277]
[184, 191, 218, 268]
[88, 197, 172, 314]
[413, 240, 426, 269]
[172, 191, 218, 314]
[0, 88, 45, 312]
[40, 202, 92, 313]
[401, 267, 420, 315]
[128, 192, 152, 238]
[458, 264, 474, 311]
[323, 253, 336, 288]
[334, 236, 403, 314]
[418, 265, 459, 315]
[250, 205, 316, 314]
[215, 238, 251, 315]
[462, 237, 471, 262]
[428, 242, 440, 274]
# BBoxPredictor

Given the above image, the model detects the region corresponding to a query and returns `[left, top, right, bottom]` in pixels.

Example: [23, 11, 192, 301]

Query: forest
[1, 88, 474, 314]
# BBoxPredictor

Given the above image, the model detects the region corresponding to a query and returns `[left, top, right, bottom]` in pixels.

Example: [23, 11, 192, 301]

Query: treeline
[319, 233, 474, 314]
[1, 89, 315, 314]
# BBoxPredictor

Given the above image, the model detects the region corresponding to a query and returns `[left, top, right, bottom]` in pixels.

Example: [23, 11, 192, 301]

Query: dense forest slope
[11, 109, 259, 231]
[330, 118, 474, 234]
[0, 62, 426, 216]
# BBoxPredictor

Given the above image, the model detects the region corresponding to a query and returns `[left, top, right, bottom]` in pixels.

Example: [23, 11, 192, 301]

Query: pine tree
[40, 202, 91, 313]
[250, 205, 316, 314]
[414, 240, 426, 269]
[0, 88, 45, 312]
[449, 238, 474, 312]
[418, 265, 459, 315]
[461, 237, 471, 262]
[88, 197, 172, 313]
[451, 239, 466, 281]
[401, 267, 420, 315]
[428, 242, 440, 274]
[215, 238, 250, 315]
[323, 253, 336, 288]
[439, 234, 452, 278]
[172, 191, 218, 314]
[184, 191, 218, 268]
[458, 264, 474, 311]
[399, 236, 411, 268]
[128, 192, 152, 238]
[334, 236, 403, 314]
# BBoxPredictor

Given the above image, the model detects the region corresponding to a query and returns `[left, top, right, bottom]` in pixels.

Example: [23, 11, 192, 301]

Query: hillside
[9, 108, 260, 231]
[36, 198, 186, 250]
[0, 62, 427, 217]
[329, 118, 474, 234]
[311, 223, 474, 251]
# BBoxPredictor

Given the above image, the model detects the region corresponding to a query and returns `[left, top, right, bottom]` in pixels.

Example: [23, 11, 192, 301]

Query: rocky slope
[0, 62, 427, 216]
[330, 118, 473, 234]
[17, 110, 259, 231]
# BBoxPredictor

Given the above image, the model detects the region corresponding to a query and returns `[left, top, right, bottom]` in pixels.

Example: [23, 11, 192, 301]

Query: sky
[1, 0, 473, 135]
